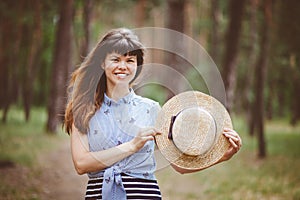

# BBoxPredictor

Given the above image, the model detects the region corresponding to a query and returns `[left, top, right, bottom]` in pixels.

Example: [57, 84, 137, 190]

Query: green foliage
[135, 84, 168, 105]
[0, 107, 64, 167]
[157, 117, 300, 199]
[0, 106, 66, 199]
[185, 67, 209, 93]
[1, 0, 298, 121]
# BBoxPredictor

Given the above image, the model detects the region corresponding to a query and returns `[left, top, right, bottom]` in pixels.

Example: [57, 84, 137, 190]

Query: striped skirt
[85, 173, 162, 200]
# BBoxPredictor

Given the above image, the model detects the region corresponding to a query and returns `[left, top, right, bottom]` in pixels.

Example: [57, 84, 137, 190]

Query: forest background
[0, 0, 300, 199]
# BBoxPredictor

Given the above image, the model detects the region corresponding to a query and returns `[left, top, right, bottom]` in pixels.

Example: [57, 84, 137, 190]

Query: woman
[64, 28, 242, 200]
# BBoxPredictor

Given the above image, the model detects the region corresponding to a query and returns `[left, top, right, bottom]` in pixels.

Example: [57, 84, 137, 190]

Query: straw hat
[155, 91, 232, 171]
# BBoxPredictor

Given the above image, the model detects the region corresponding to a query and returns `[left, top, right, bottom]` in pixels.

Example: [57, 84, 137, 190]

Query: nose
[118, 61, 126, 69]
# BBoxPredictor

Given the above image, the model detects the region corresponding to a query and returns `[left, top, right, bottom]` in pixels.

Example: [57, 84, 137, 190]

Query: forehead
[106, 52, 137, 59]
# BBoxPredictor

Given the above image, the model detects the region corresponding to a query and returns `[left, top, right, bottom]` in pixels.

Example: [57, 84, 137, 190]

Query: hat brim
[155, 91, 232, 171]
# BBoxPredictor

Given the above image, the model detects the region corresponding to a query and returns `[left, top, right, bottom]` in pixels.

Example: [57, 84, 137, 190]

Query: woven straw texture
[155, 91, 232, 170]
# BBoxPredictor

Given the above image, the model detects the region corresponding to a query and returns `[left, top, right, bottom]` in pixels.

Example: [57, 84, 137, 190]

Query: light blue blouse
[87, 89, 161, 200]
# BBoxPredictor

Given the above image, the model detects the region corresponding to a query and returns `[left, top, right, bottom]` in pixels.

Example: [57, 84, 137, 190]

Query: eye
[111, 58, 119, 62]
[127, 59, 135, 63]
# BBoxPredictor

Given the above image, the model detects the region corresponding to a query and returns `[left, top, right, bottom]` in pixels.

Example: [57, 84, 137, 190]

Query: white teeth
[116, 73, 127, 78]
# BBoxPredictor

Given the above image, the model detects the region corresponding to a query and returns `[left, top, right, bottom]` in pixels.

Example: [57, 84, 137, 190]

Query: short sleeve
[149, 102, 161, 126]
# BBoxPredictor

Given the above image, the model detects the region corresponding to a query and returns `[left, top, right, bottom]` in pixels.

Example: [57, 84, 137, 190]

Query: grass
[156, 116, 300, 200]
[0, 107, 65, 166]
[1, 107, 300, 199]
[0, 107, 67, 199]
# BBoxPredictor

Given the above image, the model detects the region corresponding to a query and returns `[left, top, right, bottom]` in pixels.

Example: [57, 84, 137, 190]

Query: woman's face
[102, 52, 137, 88]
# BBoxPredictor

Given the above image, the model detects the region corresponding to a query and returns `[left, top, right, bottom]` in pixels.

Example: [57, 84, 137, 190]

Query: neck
[106, 84, 130, 101]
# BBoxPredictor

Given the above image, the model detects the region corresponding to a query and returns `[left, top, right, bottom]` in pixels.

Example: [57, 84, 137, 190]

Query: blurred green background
[0, 0, 300, 199]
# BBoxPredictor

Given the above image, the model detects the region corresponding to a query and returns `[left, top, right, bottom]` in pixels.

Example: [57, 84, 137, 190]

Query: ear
[101, 62, 105, 69]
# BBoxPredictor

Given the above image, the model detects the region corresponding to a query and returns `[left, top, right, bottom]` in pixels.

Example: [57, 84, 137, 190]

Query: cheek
[132, 67, 137, 75]
[102, 62, 114, 71]
[130, 69, 137, 79]
[130, 64, 138, 74]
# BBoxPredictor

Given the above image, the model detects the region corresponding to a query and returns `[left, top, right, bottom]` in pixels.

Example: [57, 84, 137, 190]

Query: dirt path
[38, 139, 88, 200]
[36, 139, 202, 200]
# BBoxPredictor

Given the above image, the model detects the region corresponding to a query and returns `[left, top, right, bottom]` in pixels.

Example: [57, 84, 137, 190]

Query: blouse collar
[103, 88, 135, 106]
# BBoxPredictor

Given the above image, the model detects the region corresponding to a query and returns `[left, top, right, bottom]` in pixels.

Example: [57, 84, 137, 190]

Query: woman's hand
[219, 128, 242, 162]
[129, 127, 161, 153]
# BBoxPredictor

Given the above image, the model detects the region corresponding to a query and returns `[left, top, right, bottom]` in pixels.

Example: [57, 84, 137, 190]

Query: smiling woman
[63, 28, 241, 200]
[64, 28, 163, 200]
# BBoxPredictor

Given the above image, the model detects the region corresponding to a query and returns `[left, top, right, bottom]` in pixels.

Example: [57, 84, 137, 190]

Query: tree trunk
[167, 0, 185, 34]
[210, 0, 221, 66]
[290, 80, 300, 126]
[222, 0, 246, 111]
[206, 0, 223, 97]
[80, 0, 93, 60]
[290, 54, 300, 126]
[266, 86, 273, 120]
[247, 0, 259, 136]
[23, 0, 42, 122]
[0, 10, 8, 122]
[253, 0, 272, 158]
[277, 0, 300, 125]
[165, 0, 187, 98]
[135, 0, 146, 27]
[0, 0, 15, 122]
[166, 0, 186, 75]
[46, 0, 74, 133]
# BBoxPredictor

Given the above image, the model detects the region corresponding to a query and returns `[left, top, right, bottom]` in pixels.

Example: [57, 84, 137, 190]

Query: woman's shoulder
[133, 94, 160, 108]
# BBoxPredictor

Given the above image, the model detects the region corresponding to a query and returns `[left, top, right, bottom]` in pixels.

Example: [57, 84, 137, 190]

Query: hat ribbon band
[168, 108, 186, 140]
[168, 115, 178, 140]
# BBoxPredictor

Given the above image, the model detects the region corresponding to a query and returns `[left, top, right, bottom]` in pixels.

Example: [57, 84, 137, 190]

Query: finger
[223, 128, 238, 136]
[227, 135, 241, 148]
[153, 128, 162, 135]
[148, 128, 161, 136]
[135, 134, 155, 143]
[229, 138, 238, 148]
[223, 127, 232, 131]
[223, 128, 238, 134]
[236, 136, 242, 148]
[224, 132, 240, 143]
[144, 136, 155, 141]
[223, 133, 239, 142]
[140, 127, 161, 134]
[227, 132, 242, 147]
[141, 128, 160, 137]
[237, 135, 242, 146]
[230, 138, 241, 151]
[140, 128, 154, 136]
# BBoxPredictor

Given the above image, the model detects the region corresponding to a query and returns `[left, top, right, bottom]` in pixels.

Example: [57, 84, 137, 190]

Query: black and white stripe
[85, 177, 103, 199]
[85, 173, 161, 200]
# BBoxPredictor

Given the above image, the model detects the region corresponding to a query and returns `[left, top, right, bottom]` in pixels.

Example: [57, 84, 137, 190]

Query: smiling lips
[114, 73, 129, 78]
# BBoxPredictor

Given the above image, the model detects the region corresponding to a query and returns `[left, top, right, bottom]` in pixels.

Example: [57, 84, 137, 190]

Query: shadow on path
[38, 138, 88, 200]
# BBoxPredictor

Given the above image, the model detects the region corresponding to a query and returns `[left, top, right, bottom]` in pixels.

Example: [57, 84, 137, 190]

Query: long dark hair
[64, 28, 145, 134]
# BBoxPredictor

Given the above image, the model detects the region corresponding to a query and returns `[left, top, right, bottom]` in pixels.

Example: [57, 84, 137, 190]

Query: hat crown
[172, 107, 217, 156]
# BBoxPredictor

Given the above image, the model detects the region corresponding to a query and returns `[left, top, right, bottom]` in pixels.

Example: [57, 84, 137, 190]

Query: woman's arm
[172, 128, 242, 174]
[71, 124, 160, 175]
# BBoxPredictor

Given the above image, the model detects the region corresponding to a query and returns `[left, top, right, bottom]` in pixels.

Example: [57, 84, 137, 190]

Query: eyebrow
[126, 56, 136, 59]
[109, 54, 136, 59]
